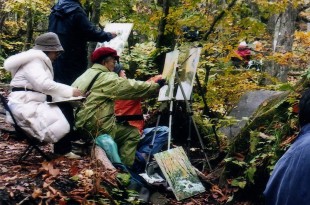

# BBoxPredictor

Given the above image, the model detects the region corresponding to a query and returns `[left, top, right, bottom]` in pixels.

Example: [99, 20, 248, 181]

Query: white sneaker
[64, 152, 81, 159]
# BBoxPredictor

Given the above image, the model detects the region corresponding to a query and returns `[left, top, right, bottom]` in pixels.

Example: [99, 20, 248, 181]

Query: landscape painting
[96, 23, 134, 56]
[158, 50, 179, 101]
[154, 146, 205, 201]
[175, 47, 202, 101]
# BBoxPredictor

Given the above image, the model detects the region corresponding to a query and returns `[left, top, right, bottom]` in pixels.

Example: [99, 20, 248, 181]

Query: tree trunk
[0, 0, 6, 33]
[93, 146, 118, 186]
[0, 0, 7, 55]
[154, 0, 177, 72]
[94, 146, 117, 172]
[267, 3, 298, 82]
[87, 0, 101, 67]
[156, 0, 169, 48]
[23, 7, 33, 51]
[245, 0, 260, 19]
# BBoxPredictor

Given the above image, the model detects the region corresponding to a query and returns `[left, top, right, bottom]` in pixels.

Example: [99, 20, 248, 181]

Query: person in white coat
[3, 32, 83, 157]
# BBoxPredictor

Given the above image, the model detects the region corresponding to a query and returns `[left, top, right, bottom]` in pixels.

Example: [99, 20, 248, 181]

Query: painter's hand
[156, 79, 166, 88]
[73, 88, 83, 97]
[110, 32, 117, 38]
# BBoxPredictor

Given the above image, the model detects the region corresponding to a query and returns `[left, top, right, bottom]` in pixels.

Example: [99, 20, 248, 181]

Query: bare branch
[203, 0, 238, 41]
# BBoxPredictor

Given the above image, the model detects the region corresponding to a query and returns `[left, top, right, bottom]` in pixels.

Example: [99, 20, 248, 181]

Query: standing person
[48, 0, 117, 85]
[48, 0, 116, 154]
[3, 32, 83, 152]
[72, 47, 165, 167]
[264, 89, 310, 204]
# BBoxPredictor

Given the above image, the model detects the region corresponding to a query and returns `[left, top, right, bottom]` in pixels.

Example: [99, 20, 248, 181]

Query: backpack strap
[86, 72, 101, 93]
[75, 72, 101, 114]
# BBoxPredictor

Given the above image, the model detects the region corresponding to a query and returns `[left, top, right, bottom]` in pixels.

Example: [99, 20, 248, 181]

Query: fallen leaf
[49, 167, 60, 177]
[1, 167, 8, 173]
[48, 185, 57, 195]
[32, 188, 42, 199]
[15, 185, 25, 192]
[234, 153, 245, 161]
[84, 169, 94, 177]
[59, 198, 67, 205]
[4, 176, 17, 181]
[69, 166, 79, 176]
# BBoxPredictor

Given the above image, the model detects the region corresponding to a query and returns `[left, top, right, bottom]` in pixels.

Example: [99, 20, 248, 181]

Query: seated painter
[113, 64, 169, 173]
[3, 32, 83, 148]
[72, 47, 165, 167]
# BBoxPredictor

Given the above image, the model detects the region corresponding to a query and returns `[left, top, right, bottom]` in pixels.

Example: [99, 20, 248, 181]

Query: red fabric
[91, 47, 119, 63]
[115, 99, 144, 134]
[114, 75, 162, 134]
[236, 46, 251, 62]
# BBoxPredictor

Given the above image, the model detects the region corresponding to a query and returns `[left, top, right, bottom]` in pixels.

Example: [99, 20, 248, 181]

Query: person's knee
[96, 134, 117, 148]
[128, 128, 140, 143]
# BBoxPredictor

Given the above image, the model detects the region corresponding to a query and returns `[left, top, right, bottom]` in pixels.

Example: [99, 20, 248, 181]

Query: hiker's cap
[91, 47, 119, 63]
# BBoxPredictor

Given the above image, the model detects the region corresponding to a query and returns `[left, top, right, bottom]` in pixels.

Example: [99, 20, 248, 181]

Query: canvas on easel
[96, 23, 133, 56]
[175, 47, 202, 101]
[158, 50, 179, 101]
[154, 146, 205, 201]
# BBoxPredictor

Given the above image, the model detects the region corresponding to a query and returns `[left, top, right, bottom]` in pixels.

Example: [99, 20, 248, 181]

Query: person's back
[235, 41, 251, 63]
[264, 89, 310, 204]
[48, 0, 114, 85]
[72, 47, 162, 166]
[3, 32, 83, 145]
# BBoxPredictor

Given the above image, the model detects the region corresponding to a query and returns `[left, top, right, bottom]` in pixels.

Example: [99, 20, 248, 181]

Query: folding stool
[0, 94, 51, 162]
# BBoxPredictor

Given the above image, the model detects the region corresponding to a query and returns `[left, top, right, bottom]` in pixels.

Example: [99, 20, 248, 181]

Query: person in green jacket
[72, 47, 165, 166]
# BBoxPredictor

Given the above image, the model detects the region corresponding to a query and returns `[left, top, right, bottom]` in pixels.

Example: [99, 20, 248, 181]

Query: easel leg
[145, 112, 161, 173]
[186, 113, 192, 154]
[191, 116, 212, 171]
[168, 99, 173, 150]
[175, 70, 212, 171]
[195, 73, 221, 150]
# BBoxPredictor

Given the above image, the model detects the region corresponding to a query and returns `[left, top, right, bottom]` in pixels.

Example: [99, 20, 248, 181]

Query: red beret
[91, 47, 119, 63]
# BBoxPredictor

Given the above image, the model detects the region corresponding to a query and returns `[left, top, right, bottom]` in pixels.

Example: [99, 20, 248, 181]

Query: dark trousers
[54, 103, 78, 154]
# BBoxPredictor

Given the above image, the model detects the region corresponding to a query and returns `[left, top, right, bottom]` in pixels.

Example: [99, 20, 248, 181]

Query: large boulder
[220, 90, 285, 139]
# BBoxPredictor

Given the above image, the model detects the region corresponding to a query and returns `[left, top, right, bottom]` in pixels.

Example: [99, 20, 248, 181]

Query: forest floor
[0, 85, 255, 205]
[0, 117, 256, 205]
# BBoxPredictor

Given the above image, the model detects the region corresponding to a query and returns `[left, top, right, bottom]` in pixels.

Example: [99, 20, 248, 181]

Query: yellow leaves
[207, 71, 265, 114]
[3, 0, 50, 19]
[294, 31, 310, 47]
[271, 52, 294, 66]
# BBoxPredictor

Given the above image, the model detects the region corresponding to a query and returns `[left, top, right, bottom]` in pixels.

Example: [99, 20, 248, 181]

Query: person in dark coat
[48, 0, 116, 155]
[264, 89, 310, 204]
[48, 0, 116, 85]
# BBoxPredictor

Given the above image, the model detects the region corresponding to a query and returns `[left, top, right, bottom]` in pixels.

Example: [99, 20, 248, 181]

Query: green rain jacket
[72, 63, 159, 137]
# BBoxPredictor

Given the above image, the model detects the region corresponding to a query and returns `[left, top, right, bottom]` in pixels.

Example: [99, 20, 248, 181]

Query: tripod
[145, 60, 212, 172]
[144, 47, 213, 173]
[174, 67, 212, 171]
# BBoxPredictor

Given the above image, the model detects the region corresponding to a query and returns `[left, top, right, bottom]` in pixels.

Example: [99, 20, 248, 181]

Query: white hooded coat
[4, 49, 74, 143]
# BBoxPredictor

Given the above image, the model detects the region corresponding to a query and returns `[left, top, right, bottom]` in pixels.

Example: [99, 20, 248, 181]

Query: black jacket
[48, 0, 113, 85]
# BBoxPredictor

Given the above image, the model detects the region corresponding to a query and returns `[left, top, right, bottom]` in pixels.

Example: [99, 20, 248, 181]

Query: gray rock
[220, 90, 284, 138]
